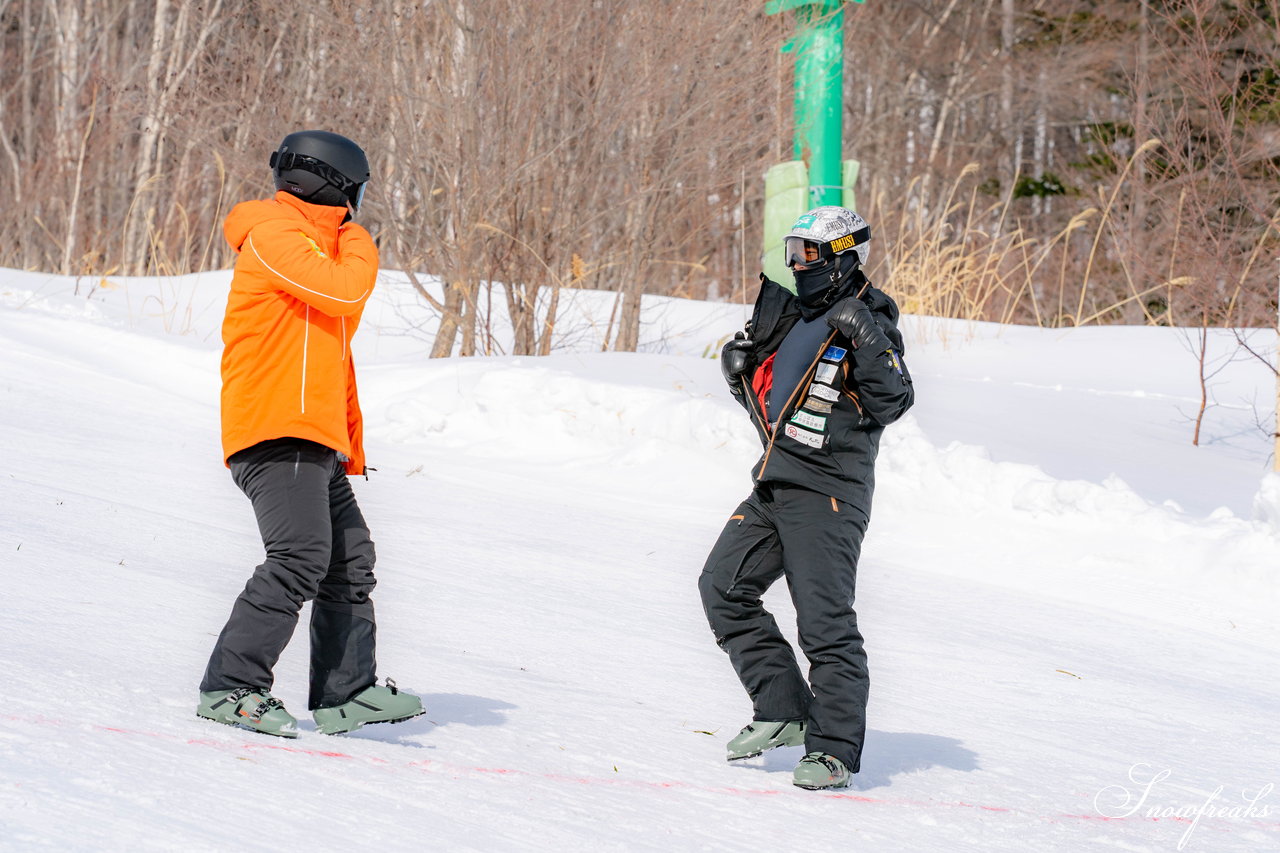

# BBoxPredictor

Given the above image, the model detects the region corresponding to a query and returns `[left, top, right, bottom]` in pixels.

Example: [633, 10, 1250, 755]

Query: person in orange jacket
[197, 131, 424, 738]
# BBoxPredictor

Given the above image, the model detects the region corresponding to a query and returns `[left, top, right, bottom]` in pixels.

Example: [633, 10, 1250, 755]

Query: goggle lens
[785, 236, 829, 269]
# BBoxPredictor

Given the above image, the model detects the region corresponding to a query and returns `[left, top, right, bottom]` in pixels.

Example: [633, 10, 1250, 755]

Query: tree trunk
[614, 285, 643, 353]
[1001, 0, 1016, 195]
[431, 281, 464, 358]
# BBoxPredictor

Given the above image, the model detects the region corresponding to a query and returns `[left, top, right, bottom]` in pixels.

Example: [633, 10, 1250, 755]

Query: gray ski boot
[725, 720, 806, 761]
[197, 687, 299, 739]
[792, 752, 851, 790]
[313, 679, 425, 735]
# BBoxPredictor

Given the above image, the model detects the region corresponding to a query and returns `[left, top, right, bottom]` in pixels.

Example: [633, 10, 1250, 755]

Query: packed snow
[1, 268, 1278, 852]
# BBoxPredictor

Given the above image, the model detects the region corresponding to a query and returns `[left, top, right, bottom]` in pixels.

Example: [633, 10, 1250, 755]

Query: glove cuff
[853, 326, 894, 359]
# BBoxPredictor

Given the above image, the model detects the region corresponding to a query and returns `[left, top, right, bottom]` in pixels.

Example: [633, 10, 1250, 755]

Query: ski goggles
[784, 236, 825, 269]
[783, 226, 871, 269]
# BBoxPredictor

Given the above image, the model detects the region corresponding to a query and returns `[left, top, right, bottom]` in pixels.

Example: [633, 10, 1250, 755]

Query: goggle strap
[271, 150, 358, 194]
[827, 225, 870, 255]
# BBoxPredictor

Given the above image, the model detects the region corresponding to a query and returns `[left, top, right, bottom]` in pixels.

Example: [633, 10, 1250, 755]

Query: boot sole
[793, 781, 851, 790]
[316, 707, 426, 736]
[196, 711, 300, 739]
[793, 776, 851, 791]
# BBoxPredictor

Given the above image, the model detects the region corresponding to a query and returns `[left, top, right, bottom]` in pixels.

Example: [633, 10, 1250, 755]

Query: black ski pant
[698, 482, 869, 773]
[200, 438, 377, 710]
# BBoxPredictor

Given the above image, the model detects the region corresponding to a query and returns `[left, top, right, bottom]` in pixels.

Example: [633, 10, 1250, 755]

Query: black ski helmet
[269, 130, 370, 210]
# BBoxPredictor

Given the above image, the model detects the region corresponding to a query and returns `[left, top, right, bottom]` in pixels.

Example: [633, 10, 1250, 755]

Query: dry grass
[116, 155, 231, 336]
[866, 145, 1224, 342]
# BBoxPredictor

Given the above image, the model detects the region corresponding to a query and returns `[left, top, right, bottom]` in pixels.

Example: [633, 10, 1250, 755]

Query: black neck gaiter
[793, 260, 865, 320]
[303, 183, 349, 208]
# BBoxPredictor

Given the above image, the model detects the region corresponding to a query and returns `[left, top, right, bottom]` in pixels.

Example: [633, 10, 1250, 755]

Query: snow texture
[1, 270, 1278, 852]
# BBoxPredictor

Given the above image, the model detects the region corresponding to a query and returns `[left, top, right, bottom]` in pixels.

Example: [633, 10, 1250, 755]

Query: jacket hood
[223, 190, 349, 253]
[750, 274, 804, 356]
[860, 282, 900, 325]
[860, 283, 905, 353]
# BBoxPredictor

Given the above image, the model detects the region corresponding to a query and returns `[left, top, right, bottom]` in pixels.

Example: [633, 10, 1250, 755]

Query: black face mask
[792, 254, 862, 319]
[794, 263, 839, 308]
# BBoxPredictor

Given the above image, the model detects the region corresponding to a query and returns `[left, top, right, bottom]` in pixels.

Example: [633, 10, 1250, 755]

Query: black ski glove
[720, 332, 755, 395]
[826, 297, 894, 356]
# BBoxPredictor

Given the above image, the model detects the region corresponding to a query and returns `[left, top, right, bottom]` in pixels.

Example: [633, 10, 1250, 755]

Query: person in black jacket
[698, 206, 913, 790]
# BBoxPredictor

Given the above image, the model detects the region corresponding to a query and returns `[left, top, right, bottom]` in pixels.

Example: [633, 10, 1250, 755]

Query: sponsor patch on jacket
[822, 345, 848, 362]
[301, 232, 329, 258]
[815, 362, 838, 385]
[790, 410, 827, 432]
[784, 423, 824, 448]
[888, 350, 904, 375]
[803, 396, 833, 413]
[808, 383, 840, 402]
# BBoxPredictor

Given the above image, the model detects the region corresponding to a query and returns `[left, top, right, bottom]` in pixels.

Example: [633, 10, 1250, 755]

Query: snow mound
[1252, 472, 1280, 528]
[880, 418, 1155, 518]
[877, 417, 1280, 590]
[375, 356, 758, 466]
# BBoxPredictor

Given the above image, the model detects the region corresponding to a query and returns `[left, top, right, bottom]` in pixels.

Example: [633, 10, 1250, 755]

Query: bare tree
[1, 0, 1275, 351]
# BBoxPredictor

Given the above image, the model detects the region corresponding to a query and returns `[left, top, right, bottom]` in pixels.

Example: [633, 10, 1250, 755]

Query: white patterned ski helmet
[783, 206, 871, 270]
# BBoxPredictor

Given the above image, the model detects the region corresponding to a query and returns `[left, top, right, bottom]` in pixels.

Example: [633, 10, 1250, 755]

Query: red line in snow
[6, 713, 1279, 834]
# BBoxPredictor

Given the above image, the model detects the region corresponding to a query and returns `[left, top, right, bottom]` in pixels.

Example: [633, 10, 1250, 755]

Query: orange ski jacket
[219, 191, 378, 474]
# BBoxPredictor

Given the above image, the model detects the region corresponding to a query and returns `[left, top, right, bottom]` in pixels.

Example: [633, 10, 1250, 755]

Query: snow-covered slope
[2, 270, 1278, 852]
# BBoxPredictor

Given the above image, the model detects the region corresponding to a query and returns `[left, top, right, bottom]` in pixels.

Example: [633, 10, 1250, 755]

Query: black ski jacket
[730, 272, 914, 510]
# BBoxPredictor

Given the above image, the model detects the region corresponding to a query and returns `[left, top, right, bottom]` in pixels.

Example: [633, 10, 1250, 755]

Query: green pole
[768, 0, 858, 207]
[794, 0, 843, 206]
